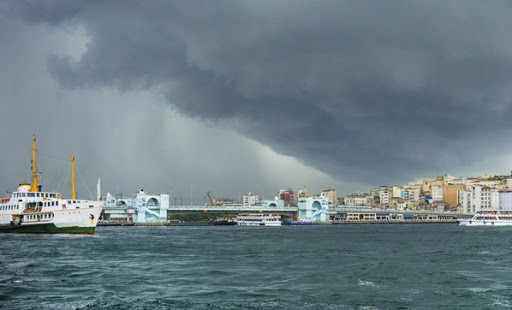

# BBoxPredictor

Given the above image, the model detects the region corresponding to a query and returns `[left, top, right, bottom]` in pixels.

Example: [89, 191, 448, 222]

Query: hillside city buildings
[340, 173, 512, 214]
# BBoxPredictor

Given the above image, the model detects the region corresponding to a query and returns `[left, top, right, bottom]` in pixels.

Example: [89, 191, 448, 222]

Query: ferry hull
[458, 220, 512, 226]
[0, 207, 103, 234]
[236, 220, 282, 226]
[0, 223, 96, 234]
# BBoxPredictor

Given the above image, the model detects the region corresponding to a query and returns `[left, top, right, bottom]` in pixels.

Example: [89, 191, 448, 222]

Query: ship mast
[71, 154, 76, 200]
[30, 135, 38, 192]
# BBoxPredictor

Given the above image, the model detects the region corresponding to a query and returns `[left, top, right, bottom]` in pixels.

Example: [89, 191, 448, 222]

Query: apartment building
[458, 186, 499, 213]
[343, 193, 372, 206]
[321, 188, 337, 205]
[243, 192, 259, 206]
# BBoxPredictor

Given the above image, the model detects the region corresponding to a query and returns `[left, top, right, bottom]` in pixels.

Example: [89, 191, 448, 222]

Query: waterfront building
[370, 187, 380, 203]
[405, 201, 417, 211]
[388, 186, 420, 205]
[297, 197, 329, 222]
[403, 188, 420, 204]
[466, 177, 505, 189]
[499, 190, 512, 211]
[103, 189, 169, 223]
[442, 185, 465, 207]
[378, 186, 390, 206]
[389, 197, 405, 210]
[279, 189, 297, 207]
[445, 177, 466, 186]
[297, 188, 310, 198]
[422, 177, 444, 196]
[321, 187, 337, 205]
[457, 186, 499, 214]
[391, 186, 402, 199]
[243, 192, 259, 206]
[343, 193, 372, 206]
[481, 187, 499, 211]
[457, 190, 471, 214]
[431, 185, 444, 203]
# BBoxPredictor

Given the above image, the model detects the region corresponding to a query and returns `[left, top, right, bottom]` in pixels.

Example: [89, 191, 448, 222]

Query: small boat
[210, 218, 236, 226]
[284, 220, 313, 226]
[0, 136, 103, 234]
[235, 213, 282, 226]
[458, 212, 512, 226]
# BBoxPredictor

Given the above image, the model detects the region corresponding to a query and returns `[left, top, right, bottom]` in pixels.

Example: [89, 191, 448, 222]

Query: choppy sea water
[1, 224, 512, 309]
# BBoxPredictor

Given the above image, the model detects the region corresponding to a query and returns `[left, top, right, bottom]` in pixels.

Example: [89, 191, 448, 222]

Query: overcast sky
[2, 1, 512, 203]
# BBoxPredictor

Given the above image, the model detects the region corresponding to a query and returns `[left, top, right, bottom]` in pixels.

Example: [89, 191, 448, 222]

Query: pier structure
[331, 206, 472, 223]
[102, 189, 169, 224]
[298, 197, 330, 222]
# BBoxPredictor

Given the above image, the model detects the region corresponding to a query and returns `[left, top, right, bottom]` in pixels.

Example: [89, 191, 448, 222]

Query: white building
[297, 197, 329, 222]
[321, 188, 337, 205]
[243, 192, 259, 206]
[404, 188, 420, 203]
[103, 189, 169, 223]
[499, 191, 512, 211]
[431, 185, 444, 202]
[458, 186, 499, 214]
[379, 188, 390, 206]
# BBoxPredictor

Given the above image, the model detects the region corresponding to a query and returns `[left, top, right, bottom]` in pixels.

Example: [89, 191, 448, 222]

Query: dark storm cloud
[9, 0, 512, 185]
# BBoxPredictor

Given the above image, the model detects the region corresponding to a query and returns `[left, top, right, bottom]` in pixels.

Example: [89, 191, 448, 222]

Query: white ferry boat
[458, 212, 512, 226]
[0, 136, 103, 234]
[235, 213, 282, 226]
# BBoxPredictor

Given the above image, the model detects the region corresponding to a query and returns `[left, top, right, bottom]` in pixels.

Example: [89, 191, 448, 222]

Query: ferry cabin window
[27, 193, 35, 197]
[50, 194, 56, 198]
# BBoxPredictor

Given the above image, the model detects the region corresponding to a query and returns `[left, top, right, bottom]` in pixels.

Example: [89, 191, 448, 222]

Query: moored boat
[458, 212, 512, 226]
[284, 220, 313, 226]
[210, 218, 237, 225]
[0, 136, 103, 234]
[235, 213, 282, 226]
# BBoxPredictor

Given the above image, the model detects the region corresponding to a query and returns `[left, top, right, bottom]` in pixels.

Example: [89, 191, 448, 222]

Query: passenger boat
[457, 212, 512, 226]
[0, 136, 103, 234]
[235, 213, 282, 226]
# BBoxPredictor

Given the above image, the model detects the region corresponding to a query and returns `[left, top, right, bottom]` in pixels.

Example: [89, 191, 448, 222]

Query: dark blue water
[1, 224, 512, 309]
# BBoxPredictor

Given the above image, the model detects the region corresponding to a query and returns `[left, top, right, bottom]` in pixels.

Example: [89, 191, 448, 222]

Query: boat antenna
[30, 135, 39, 192]
[71, 154, 76, 200]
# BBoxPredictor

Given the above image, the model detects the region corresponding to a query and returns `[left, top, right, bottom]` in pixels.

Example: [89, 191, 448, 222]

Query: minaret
[97, 178, 101, 201]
